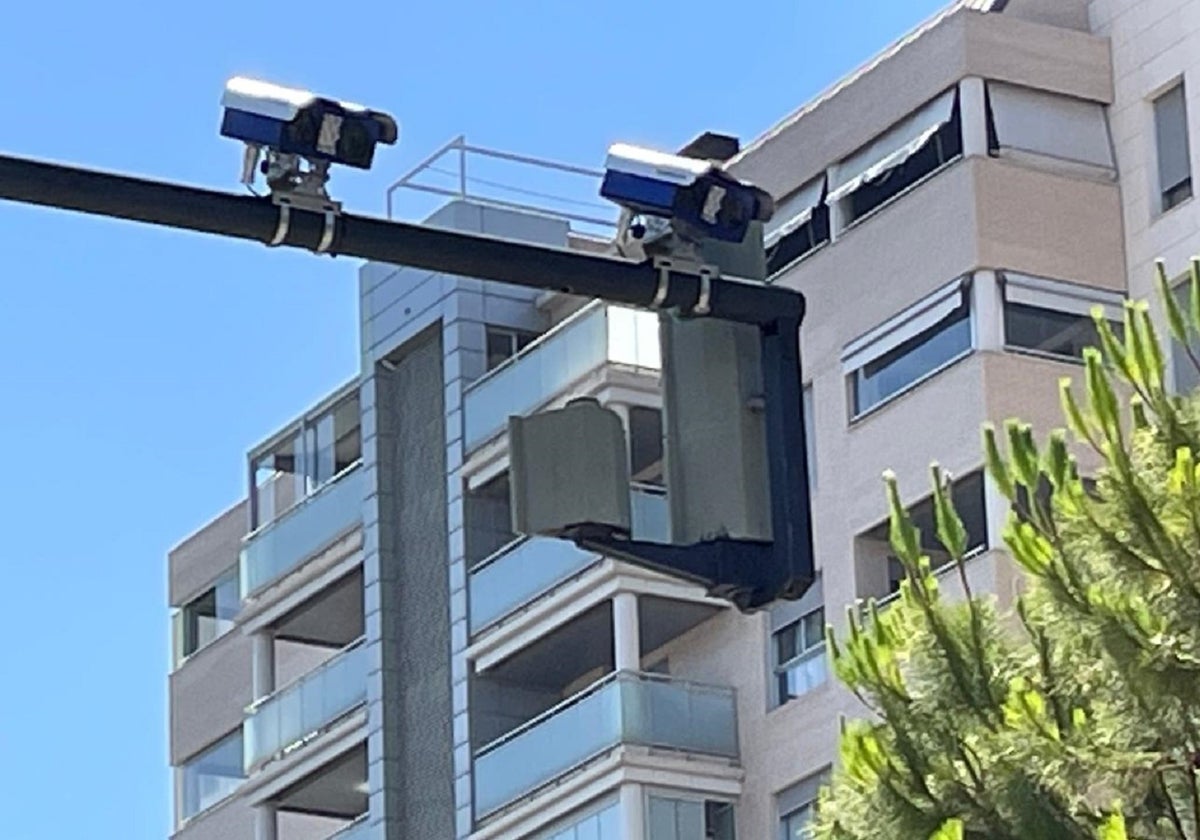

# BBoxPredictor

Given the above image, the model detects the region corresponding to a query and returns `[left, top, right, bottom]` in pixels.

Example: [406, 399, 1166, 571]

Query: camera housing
[220, 77, 398, 171]
[601, 143, 773, 244]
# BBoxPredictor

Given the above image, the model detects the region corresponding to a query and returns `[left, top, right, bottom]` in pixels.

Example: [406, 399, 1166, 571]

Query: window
[986, 82, 1116, 177]
[180, 729, 244, 821]
[1001, 272, 1125, 361]
[773, 607, 827, 705]
[781, 801, 816, 840]
[855, 471, 989, 601]
[777, 770, 830, 840]
[1172, 281, 1200, 393]
[830, 89, 962, 227]
[629, 406, 664, 485]
[172, 568, 239, 668]
[647, 796, 735, 840]
[766, 176, 830, 276]
[1154, 83, 1193, 212]
[250, 389, 362, 530]
[540, 800, 619, 839]
[486, 326, 539, 371]
[464, 471, 515, 567]
[843, 281, 973, 418]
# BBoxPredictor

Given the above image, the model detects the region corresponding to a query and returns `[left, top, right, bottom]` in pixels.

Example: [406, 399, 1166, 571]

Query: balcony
[463, 301, 660, 451]
[244, 638, 368, 773]
[473, 671, 738, 818]
[468, 486, 669, 634]
[240, 465, 364, 598]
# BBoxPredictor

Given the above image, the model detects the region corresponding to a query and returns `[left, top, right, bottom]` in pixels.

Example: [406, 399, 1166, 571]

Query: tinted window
[845, 109, 962, 225]
[767, 205, 830, 276]
[1004, 303, 1118, 360]
[852, 301, 971, 416]
[1154, 83, 1193, 212]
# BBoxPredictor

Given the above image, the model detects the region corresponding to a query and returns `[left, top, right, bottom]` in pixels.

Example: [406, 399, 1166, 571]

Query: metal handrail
[385, 135, 615, 229]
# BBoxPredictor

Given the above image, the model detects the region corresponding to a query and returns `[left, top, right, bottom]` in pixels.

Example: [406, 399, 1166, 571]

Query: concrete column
[971, 270, 1005, 352]
[619, 782, 646, 838]
[612, 592, 640, 672]
[252, 631, 276, 701]
[959, 77, 990, 159]
[254, 805, 277, 840]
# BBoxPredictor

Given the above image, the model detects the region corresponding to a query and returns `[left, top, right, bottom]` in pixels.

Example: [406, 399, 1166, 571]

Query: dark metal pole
[759, 317, 815, 604]
[0, 153, 802, 328]
[0, 150, 816, 608]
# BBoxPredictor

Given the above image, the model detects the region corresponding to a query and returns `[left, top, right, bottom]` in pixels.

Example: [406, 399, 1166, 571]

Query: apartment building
[165, 0, 1200, 838]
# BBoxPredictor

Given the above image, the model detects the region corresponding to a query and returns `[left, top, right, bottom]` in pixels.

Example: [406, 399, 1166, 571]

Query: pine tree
[814, 262, 1200, 840]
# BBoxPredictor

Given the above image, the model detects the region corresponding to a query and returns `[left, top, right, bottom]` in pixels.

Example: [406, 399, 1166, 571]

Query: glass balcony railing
[469, 538, 599, 634]
[473, 671, 738, 817]
[240, 465, 364, 598]
[326, 815, 373, 840]
[468, 486, 671, 634]
[244, 638, 368, 773]
[630, 484, 668, 543]
[463, 302, 661, 450]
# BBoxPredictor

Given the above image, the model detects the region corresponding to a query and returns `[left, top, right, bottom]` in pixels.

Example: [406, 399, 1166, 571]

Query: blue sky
[0, 2, 946, 837]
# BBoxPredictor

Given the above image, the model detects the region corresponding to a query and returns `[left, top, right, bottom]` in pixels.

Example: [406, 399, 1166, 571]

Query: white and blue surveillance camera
[221, 77, 397, 171]
[601, 143, 773, 245]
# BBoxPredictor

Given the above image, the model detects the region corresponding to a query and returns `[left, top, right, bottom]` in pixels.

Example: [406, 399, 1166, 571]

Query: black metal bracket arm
[567, 529, 778, 611]
[0, 150, 816, 611]
[561, 311, 815, 613]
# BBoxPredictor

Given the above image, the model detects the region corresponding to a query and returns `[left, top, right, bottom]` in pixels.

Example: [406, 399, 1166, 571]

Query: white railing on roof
[384, 135, 618, 234]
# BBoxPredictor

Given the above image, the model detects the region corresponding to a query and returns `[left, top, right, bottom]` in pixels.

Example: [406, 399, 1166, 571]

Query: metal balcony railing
[473, 671, 738, 817]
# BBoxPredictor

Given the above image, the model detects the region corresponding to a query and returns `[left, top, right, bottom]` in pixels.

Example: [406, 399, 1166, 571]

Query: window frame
[842, 279, 975, 421]
[172, 566, 239, 669]
[999, 272, 1126, 364]
[776, 768, 830, 840]
[766, 175, 831, 278]
[985, 81, 1117, 179]
[831, 87, 963, 230]
[485, 325, 541, 372]
[772, 606, 828, 707]
[1170, 277, 1200, 394]
[1153, 80, 1194, 215]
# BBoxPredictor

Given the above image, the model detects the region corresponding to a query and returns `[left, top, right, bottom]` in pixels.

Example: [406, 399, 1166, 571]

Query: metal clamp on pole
[268, 194, 342, 254]
[650, 255, 719, 315]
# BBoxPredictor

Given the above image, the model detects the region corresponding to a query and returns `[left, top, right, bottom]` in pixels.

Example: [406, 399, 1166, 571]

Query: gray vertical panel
[374, 324, 454, 839]
[662, 316, 771, 543]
